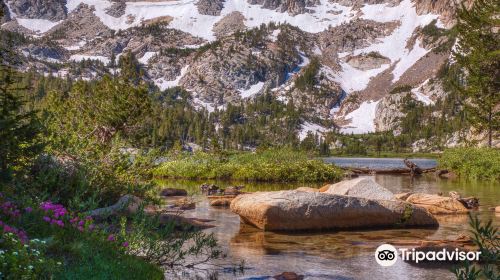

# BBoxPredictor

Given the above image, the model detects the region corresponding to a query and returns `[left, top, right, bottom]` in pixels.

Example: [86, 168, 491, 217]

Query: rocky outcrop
[323, 177, 395, 201]
[248, 0, 319, 15]
[46, 4, 112, 42]
[374, 91, 410, 133]
[346, 52, 390, 71]
[212, 12, 245, 39]
[230, 190, 438, 231]
[415, 0, 472, 27]
[404, 193, 469, 215]
[105, 1, 126, 18]
[1, 1, 11, 24]
[196, 0, 225, 16]
[7, 0, 67, 21]
[180, 26, 304, 104]
[21, 44, 67, 62]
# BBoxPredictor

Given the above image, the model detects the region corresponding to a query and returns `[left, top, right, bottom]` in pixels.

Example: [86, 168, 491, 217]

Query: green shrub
[389, 85, 412, 95]
[439, 148, 500, 180]
[153, 149, 344, 182]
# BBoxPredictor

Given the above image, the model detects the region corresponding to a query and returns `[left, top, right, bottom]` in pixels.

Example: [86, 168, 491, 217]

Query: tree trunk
[488, 109, 492, 147]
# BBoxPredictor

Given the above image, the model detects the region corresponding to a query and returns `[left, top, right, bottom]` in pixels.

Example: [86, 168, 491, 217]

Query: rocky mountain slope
[1, 0, 463, 138]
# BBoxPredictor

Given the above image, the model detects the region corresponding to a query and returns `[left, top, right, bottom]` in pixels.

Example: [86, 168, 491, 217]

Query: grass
[54, 238, 163, 280]
[438, 147, 500, 181]
[153, 149, 344, 183]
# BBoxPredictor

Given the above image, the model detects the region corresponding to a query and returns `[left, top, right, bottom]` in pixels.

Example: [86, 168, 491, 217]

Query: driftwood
[340, 159, 435, 175]
[404, 158, 423, 175]
[342, 166, 436, 175]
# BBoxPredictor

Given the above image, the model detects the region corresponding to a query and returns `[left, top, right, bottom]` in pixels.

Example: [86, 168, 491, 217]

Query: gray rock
[248, 0, 319, 15]
[212, 11, 245, 39]
[105, 1, 126, 18]
[196, 0, 225, 16]
[323, 177, 395, 201]
[7, 0, 67, 21]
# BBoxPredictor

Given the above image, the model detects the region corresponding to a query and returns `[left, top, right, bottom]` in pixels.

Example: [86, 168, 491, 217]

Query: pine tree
[453, 0, 500, 147]
[0, 31, 43, 182]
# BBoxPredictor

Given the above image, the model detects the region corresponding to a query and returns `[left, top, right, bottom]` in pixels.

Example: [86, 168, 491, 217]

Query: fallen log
[342, 166, 436, 175]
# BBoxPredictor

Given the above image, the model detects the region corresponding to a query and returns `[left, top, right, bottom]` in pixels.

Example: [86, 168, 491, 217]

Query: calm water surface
[158, 158, 499, 280]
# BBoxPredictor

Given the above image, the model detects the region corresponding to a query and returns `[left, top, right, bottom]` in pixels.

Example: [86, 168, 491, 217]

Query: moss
[398, 204, 414, 225]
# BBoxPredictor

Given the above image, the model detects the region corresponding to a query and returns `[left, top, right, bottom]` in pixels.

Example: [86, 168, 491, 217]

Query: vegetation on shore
[1, 27, 222, 279]
[153, 149, 344, 182]
[439, 148, 500, 181]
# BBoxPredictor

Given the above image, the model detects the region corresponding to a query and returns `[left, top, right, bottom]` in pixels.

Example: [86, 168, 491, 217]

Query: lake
[158, 158, 499, 280]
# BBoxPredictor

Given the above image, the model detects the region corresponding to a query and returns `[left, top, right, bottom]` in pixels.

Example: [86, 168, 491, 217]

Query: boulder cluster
[230, 177, 478, 231]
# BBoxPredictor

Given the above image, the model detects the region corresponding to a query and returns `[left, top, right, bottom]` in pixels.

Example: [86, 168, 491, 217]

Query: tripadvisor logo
[375, 244, 482, 266]
[375, 244, 398, 266]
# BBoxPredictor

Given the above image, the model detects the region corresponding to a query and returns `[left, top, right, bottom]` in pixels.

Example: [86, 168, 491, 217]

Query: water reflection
[158, 174, 499, 279]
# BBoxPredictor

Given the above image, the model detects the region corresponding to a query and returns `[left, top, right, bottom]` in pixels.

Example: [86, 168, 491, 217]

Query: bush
[439, 148, 500, 180]
[0, 193, 222, 279]
[153, 149, 344, 182]
[389, 84, 412, 95]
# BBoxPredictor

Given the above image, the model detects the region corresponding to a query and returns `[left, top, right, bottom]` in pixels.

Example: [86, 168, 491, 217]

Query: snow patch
[138, 51, 157, 64]
[299, 122, 327, 141]
[327, 63, 390, 92]
[358, 0, 439, 83]
[269, 29, 281, 42]
[192, 96, 225, 113]
[64, 41, 87, 51]
[411, 79, 434, 105]
[391, 39, 429, 82]
[340, 100, 380, 134]
[70, 54, 110, 64]
[16, 18, 61, 33]
[239, 82, 264, 98]
[65, 0, 355, 41]
[154, 65, 189, 90]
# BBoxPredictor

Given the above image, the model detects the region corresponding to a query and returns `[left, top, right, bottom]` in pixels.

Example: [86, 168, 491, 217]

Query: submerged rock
[323, 177, 395, 201]
[295, 187, 319, 192]
[230, 190, 438, 231]
[405, 193, 469, 215]
[171, 198, 196, 210]
[160, 188, 188, 197]
[208, 195, 237, 207]
[273, 272, 304, 280]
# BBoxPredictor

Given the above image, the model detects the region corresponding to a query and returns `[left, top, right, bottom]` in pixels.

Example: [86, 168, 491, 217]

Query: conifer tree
[453, 0, 500, 147]
[0, 28, 43, 181]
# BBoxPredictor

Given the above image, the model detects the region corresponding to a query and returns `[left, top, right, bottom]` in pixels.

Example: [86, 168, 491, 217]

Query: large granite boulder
[230, 190, 438, 231]
[405, 193, 469, 215]
[323, 177, 395, 201]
